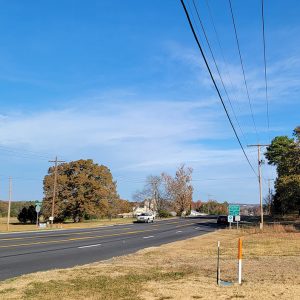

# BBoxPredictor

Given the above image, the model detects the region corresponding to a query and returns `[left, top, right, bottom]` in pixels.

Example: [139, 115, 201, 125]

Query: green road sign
[228, 205, 240, 216]
[35, 201, 42, 213]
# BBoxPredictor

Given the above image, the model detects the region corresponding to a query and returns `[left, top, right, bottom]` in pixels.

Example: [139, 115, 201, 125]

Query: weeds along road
[0, 217, 217, 280]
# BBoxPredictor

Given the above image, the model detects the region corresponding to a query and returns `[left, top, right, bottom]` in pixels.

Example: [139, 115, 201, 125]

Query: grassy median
[0, 224, 299, 300]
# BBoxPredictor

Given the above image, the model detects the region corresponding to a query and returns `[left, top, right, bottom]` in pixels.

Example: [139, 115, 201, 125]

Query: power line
[228, 0, 260, 142]
[179, 0, 257, 177]
[116, 176, 257, 184]
[191, 0, 248, 146]
[0, 144, 58, 161]
[204, 0, 250, 147]
[192, 176, 257, 182]
[261, 0, 270, 142]
[204, 0, 257, 166]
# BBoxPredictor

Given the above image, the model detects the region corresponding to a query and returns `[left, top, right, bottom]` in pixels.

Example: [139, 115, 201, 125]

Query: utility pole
[7, 177, 12, 231]
[247, 144, 270, 230]
[49, 157, 65, 228]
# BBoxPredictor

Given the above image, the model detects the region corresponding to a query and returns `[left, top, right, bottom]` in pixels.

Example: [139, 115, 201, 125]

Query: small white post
[238, 238, 242, 284]
[217, 241, 220, 285]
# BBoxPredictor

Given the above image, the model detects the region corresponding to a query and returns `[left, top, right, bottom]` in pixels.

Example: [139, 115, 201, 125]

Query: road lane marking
[0, 220, 209, 249]
[0, 220, 191, 242]
[0, 227, 133, 242]
[0, 220, 183, 241]
[175, 223, 195, 228]
[0, 229, 159, 249]
[176, 231, 182, 233]
[143, 236, 154, 239]
[78, 244, 102, 249]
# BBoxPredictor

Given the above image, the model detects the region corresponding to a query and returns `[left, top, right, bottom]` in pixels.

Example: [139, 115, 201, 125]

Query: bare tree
[133, 175, 169, 212]
[162, 165, 193, 215]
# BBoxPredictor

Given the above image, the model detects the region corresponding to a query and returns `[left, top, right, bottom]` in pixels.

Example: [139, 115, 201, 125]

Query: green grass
[1, 228, 299, 300]
[23, 270, 188, 300]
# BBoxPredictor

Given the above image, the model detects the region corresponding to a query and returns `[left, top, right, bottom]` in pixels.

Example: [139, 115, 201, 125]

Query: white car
[136, 213, 155, 223]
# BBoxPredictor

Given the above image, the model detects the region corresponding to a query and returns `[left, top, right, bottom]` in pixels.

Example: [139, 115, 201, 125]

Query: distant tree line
[265, 126, 300, 215]
[0, 201, 36, 218]
[192, 200, 228, 215]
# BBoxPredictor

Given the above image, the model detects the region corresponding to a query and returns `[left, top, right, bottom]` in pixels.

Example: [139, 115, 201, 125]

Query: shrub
[17, 205, 37, 224]
[158, 210, 171, 218]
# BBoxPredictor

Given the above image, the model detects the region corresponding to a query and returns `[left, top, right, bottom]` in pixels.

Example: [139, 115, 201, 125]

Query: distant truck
[217, 215, 229, 226]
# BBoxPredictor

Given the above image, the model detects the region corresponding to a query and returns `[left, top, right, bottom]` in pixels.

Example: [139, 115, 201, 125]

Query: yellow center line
[0, 220, 206, 249]
[0, 227, 133, 242]
[0, 220, 181, 242]
[0, 228, 160, 249]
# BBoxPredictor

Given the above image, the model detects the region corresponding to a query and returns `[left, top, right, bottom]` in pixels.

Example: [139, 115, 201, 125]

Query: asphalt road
[0, 217, 217, 281]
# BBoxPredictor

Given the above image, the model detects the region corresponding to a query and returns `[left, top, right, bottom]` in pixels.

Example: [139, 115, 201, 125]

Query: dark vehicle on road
[217, 215, 229, 226]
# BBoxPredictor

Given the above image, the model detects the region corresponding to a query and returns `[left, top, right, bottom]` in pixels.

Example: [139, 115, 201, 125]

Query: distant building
[132, 198, 157, 216]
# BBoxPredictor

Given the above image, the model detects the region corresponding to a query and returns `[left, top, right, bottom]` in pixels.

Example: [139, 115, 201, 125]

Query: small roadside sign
[49, 216, 54, 221]
[228, 205, 240, 216]
[228, 215, 233, 223]
[235, 215, 241, 222]
[35, 205, 41, 213]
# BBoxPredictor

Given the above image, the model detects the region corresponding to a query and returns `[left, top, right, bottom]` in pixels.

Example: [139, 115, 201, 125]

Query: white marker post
[228, 215, 233, 229]
[235, 215, 240, 230]
[238, 238, 243, 284]
[217, 241, 220, 285]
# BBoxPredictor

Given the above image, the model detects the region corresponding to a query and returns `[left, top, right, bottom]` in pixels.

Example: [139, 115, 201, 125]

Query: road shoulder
[0, 225, 299, 300]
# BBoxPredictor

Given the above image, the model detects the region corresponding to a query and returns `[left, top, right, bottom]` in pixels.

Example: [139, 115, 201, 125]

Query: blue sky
[0, 0, 299, 203]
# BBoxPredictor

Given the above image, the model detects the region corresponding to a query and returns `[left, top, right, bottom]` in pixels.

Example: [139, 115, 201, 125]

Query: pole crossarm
[49, 160, 66, 164]
[247, 144, 270, 147]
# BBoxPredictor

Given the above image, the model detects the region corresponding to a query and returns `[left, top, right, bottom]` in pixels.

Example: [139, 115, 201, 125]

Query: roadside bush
[17, 207, 28, 223]
[17, 205, 37, 224]
[158, 210, 171, 218]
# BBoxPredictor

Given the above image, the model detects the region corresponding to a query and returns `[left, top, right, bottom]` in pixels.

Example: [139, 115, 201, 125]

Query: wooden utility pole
[7, 177, 12, 231]
[247, 144, 269, 229]
[49, 157, 65, 227]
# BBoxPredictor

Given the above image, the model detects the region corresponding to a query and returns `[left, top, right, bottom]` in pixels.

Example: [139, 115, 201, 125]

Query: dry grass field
[0, 224, 299, 300]
[0, 217, 136, 233]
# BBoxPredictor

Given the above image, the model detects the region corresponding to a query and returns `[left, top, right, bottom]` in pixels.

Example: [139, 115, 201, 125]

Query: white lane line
[143, 236, 154, 239]
[78, 243, 102, 249]
[176, 230, 183, 233]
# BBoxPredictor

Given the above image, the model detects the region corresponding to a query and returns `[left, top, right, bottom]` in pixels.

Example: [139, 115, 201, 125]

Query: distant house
[132, 198, 157, 216]
[117, 212, 133, 218]
[189, 210, 207, 217]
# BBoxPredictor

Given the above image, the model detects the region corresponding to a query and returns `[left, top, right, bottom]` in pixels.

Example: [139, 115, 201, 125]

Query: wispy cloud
[0, 95, 226, 151]
[0, 38, 296, 202]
